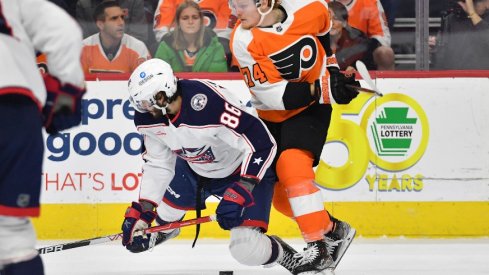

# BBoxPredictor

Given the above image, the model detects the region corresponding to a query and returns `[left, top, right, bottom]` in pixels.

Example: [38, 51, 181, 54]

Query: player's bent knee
[0, 216, 39, 265]
[229, 227, 272, 266]
[276, 149, 314, 181]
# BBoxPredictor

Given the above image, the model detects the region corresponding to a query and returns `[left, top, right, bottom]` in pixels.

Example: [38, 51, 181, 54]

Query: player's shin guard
[1, 255, 44, 275]
[272, 181, 294, 218]
[276, 149, 332, 242]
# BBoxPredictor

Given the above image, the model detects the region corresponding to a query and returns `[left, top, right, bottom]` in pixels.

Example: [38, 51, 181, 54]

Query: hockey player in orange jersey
[230, 0, 358, 273]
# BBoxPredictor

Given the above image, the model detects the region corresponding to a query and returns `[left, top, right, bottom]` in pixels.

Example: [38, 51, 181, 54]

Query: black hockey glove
[314, 54, 359, 105]
[42, 74, 85, 135]
[216, 177, 256, 230]
[325, 67, 359, 104]
[121, 201, 157, 251]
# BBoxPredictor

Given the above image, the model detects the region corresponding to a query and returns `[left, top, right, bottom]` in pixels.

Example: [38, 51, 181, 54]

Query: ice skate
[324, 219, 356, 269]
[294, 239, 334, 275]
[268, 235, 304, 274]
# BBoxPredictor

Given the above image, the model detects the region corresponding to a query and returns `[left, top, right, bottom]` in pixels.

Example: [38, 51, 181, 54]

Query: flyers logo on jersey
[269, 35, 318, 80]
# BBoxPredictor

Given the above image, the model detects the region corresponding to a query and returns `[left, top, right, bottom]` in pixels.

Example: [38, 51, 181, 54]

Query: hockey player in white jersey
[121, 58, 315, 273]
[0, 0, 86, 274]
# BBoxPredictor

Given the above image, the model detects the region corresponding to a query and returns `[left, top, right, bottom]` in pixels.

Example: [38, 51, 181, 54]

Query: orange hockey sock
[275, 149, 331, 242]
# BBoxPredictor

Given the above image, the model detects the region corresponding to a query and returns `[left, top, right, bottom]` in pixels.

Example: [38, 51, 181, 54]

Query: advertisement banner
[318, 77, 489, 202]
[41, 78, 489, 203]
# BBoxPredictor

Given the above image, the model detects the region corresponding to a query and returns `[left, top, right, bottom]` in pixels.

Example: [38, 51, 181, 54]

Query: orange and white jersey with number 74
[230, 0, 332, 122]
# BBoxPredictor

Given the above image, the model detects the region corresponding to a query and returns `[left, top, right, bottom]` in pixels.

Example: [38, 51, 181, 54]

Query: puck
[219, 271, 233, 275]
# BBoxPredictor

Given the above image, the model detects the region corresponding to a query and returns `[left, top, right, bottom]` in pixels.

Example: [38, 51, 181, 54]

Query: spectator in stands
[76, 0, 149, 44]
[329, 0, 395, 70]
[153, 0, 232, 42]
[81, 0, 151, 74]
[144, 0, 161, 53]
[49, 0, 76, 17]
[153, 0, 228, 72]
[329, 1, 376, 71]
[432, 0, 489, 69]
[380, 0, 398, 30]
[153, 0, 235, 70]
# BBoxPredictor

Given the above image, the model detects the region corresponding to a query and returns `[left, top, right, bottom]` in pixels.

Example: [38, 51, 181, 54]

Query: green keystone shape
[371, 107, 418, 156]
[376, 107, 417, 124]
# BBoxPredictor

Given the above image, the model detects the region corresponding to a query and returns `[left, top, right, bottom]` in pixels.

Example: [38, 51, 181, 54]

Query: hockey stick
[38, 215, 216, 254]
[345, 84, 380, 95]
[355, 60, 384, 97]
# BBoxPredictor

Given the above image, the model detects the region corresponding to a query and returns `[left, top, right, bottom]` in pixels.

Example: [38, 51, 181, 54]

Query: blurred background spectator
[76, 0, 150, 48]
[153, 0, 232, 42]
[380, 0, 398, 30]
[144, 0, 161, 53]
[328, 0, 395, 70]
[48, 0, 76, 17]
[329, 1, 376, 71]
[81, 0, 151, 74]
[153, 0, 235, 70]
[154, 0, 228, 72]
[431, 0, 489, 69]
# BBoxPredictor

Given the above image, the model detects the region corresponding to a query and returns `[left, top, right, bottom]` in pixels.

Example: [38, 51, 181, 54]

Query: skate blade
[297, 270, 335, 275]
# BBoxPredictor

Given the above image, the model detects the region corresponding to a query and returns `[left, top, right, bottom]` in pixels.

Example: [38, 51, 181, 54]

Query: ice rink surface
[39, 238, 489, 275]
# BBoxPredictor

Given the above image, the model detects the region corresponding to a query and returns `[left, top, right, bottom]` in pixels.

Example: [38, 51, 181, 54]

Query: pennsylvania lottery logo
[361, 93, 429, 171]
[371, 107, 417, 156]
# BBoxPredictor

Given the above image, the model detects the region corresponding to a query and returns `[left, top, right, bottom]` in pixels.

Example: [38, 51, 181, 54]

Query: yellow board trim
[32, 202, 489, 239]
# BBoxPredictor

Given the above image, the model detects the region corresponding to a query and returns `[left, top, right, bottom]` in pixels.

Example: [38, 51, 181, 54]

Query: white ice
[39, 238, 489, 275]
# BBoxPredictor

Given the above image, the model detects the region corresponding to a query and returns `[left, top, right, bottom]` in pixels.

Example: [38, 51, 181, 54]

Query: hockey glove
[327, 67, 360, 104]
[42, 74, 86, 135]
[216, 178, 256, 230]
[314, 55, 359, 105]
[126, 223, 181, 253]
[121, 201, 157, 250]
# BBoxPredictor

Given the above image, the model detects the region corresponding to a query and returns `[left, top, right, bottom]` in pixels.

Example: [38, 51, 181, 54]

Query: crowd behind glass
[40, 0, 489, 73]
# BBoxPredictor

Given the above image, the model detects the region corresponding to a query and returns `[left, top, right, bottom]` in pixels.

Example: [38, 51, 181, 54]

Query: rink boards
[32, 72, 489, 239]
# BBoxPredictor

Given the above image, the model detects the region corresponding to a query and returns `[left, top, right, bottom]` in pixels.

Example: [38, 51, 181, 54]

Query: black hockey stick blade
[38, 215, 216, 254]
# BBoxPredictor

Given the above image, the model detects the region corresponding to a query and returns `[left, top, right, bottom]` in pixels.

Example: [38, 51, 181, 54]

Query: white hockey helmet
[128, 58, 178, 113]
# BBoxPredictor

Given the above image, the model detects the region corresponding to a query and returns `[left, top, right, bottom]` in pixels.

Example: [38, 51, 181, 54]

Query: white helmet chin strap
[256, 0, 275, 27]
[152, 102, 169, 115]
